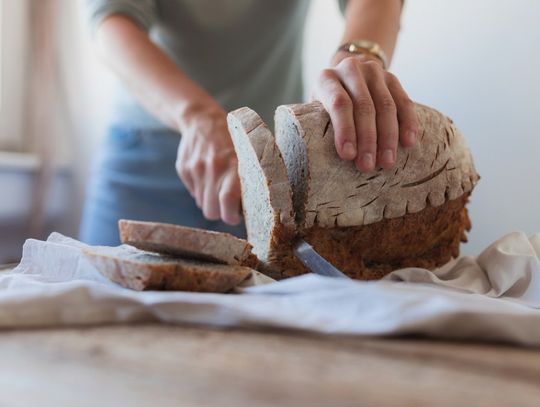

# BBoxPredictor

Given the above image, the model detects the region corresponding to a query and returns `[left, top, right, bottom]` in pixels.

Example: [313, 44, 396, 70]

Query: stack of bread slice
[83, 220, 258, 292]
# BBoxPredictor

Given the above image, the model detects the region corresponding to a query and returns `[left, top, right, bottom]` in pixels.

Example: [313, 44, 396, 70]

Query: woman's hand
[94, 16, 242, 225]
[176, 104, 242, 225]
[313, 54, 418, 172]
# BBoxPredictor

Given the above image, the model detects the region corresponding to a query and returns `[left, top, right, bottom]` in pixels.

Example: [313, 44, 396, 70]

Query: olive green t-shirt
[84, 0, 348, 128]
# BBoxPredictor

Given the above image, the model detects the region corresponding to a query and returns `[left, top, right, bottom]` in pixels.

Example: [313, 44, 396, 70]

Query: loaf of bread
[228, 102, 479, 280]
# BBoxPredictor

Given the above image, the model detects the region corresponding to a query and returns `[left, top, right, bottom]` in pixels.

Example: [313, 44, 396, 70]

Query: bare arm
[96, 15, 216, 129]
[314, 0, 418, 172]
[95, 15, 242, 225]
[336, 0, 402, 64]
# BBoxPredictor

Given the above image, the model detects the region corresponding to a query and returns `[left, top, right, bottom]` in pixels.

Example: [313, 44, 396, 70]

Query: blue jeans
[79, 126, 246, 246]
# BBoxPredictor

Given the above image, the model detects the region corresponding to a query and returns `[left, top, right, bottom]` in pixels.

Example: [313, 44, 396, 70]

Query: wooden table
[1, 325, 539, 406]
[0, 267, 539, 406]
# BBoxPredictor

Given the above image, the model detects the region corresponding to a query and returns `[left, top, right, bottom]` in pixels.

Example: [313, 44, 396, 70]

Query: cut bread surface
[227, 107, 295, 277]
[118, 219, 257, 267]
[83, 245, 253, 292]
[275, 105, 310, 224]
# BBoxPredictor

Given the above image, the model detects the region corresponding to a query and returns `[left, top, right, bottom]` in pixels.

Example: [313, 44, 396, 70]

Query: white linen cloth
[1, 232, 540, 346]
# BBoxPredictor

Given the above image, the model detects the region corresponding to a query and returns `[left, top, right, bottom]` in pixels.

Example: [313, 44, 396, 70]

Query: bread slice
[227, 107, 296, 278]
[118, 219, 258, 267]
[274, 101, 480, 279]
[83, 245, 253, 292]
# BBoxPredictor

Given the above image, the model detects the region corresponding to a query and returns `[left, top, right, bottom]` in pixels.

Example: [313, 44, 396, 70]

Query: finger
[189, 159, 205, 208]
[176, 143, 195, 194]
[219, 165, 242, 225]
[315, 69, 357, 160]
[336, 60, 377, 172]
[175, 159, 195, 196]
[201, 156, 222, 221]
[365, 66, 399, 169]
[386, 72, 418, 147]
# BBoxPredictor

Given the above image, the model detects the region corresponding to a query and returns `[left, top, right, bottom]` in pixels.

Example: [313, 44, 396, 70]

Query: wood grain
[0, 324, 538, 407]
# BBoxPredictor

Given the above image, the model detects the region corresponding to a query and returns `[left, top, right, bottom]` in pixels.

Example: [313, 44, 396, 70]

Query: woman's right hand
[95, 15, 242, 225]
[175, 103, 242, 225]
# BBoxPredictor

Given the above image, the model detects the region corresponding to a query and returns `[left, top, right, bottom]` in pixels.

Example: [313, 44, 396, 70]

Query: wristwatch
[337, 40, 389, 70]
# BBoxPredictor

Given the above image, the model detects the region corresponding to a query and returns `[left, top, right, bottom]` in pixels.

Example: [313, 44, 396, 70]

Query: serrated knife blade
[293, 239, 350, 279]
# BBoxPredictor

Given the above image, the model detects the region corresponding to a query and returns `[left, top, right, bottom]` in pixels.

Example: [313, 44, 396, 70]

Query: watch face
[350, 43, 373, 53]
[356, 41, 375, 50]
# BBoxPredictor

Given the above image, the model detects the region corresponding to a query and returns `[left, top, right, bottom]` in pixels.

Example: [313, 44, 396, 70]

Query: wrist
[334, 40, 388, 69]
[177, 98, 225, 134]
[332, 51, 385, 68]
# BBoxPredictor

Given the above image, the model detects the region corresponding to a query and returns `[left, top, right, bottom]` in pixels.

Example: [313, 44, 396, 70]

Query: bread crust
[298, 194, 471, 280]
[277, 102, 479, 229]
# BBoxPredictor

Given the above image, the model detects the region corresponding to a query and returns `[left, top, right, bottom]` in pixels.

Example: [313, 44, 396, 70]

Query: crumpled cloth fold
[1, 232, 539, 346]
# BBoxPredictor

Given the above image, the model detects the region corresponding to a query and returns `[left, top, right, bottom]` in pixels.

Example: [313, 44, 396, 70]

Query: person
[80, 0, 417, 245]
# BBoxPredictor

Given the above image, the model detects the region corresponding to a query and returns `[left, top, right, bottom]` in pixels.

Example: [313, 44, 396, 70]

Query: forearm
[335, 0, 402, 66]
[95, 14, 217, 132]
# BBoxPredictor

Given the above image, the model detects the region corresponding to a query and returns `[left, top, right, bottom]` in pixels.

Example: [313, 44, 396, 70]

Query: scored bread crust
[118, 219, 258, 268]
[302, 193, 472, 280]
[83, 245, 253, 292]
[227, 107, 296, 278]
[276, 101, 480, 229]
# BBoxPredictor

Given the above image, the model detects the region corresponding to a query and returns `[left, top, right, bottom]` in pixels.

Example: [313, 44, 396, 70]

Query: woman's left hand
[313, 54, 418, 172]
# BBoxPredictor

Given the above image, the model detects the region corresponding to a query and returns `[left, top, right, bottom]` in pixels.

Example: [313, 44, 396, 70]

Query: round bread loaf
[229, 102, 479, 280]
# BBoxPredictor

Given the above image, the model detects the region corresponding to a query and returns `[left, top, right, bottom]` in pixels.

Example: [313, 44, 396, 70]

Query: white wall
[304, 0, 540, 255]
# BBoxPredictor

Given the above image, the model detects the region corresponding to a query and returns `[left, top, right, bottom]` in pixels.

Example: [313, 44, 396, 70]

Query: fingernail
[382, 149, 394, 164]
[342, 142, 356, 159]
[408, 130, 417, 144]
[362, 153, 374, 169]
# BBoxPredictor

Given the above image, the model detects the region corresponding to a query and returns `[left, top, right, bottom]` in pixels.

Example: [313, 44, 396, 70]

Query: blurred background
[0, 0, 539, 263]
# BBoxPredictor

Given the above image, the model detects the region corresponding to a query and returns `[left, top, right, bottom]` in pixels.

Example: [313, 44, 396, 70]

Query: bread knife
[292, 239, 350, 279]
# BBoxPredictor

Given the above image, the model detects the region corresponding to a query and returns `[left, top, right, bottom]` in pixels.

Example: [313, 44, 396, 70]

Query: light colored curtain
[0, 0, 31, 151]
[25, 0, 68, 238]
[23, 0, 114, 239]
